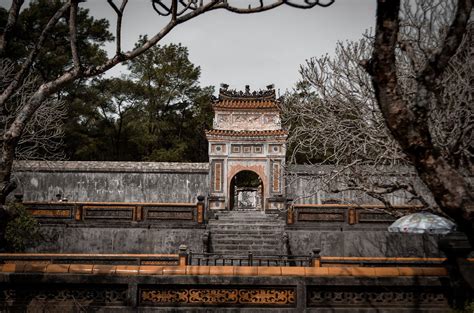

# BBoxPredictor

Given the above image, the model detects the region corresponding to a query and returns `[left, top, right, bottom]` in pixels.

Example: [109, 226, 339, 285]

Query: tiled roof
[213, 100, 279, 110]
[206, 129, 288, 137]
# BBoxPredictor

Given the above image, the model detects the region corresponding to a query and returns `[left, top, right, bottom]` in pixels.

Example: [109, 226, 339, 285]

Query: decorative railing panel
[23, 201, 205, 226]
[139, 286, 296, 307]
[306, 286, 449, 308]
[288, 204, 420, 227]
[0, 265, 456, 311]
[0, 284, 128, 306]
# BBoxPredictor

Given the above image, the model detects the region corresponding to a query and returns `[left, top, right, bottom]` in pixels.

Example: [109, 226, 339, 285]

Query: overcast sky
[2, 0, 377, 93]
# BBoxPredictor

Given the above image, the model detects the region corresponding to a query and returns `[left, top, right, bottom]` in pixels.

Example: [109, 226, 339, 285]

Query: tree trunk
[369, 0, 473, 242]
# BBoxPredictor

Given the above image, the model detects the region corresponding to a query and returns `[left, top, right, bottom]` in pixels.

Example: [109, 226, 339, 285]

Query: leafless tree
[282, 0, 472, 218]
[0, 0, 333, 205]
[368, 0, 473, 241]
[1, 60, 66, 161]
[0, 59, 66, 202]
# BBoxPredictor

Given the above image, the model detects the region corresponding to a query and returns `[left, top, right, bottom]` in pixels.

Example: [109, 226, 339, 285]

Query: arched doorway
[229, 170, 263, 210]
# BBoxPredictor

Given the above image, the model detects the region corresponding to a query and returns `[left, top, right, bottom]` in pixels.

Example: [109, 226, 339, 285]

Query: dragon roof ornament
[218, 84, 276, 101]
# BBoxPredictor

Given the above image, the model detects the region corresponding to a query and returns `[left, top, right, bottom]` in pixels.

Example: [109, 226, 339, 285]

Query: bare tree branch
[0, 2, 71, 111]
[0, 0, 24, 56]
[107, 0, 129, 56]
[420, 0, 472, 86]
[69, 0, 81, 72]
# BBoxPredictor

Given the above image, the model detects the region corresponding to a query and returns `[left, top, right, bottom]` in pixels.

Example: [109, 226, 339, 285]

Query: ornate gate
[206, 85, 287, 210]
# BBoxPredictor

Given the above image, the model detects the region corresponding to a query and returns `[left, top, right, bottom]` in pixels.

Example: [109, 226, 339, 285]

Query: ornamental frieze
[139, 287, 296, 306]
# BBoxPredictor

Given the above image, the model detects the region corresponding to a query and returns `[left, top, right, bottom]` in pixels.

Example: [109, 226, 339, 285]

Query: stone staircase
[207, 210, 286, 256]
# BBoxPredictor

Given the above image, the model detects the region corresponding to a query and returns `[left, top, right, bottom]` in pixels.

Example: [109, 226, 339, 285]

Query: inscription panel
[140, 286, 296, 307]
[211, 160, 224, 193]
[83, 206, 133, 220]
[26, 204, 74, 219]
[358, 211, 397, 223]
[28, 208, 72, 219]
[271, 160, 281, 193]
[145, 208, 194, 221]
[297, 212, 345, 222]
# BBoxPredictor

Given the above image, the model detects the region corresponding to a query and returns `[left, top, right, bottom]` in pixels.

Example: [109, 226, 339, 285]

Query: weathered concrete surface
[288, 230, 444, 257]
[29, 225, 442, 258]
[13, 161, 209, 203]
[29, 226, 205, 254]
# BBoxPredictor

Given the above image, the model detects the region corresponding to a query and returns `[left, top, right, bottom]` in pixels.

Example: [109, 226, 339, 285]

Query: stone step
[212, 244, 282, 251]
[207, 209, 286, 257]
[209, 228, 284, 232]
[213, 212, 280, 216]
[211, 238, 280, 245]
[215, 211, 279, 216]
[208, 228, 285, 233]
[210, 250, 283, 256]
[208, 221, 285, 228]
[210, 231, 282, 236]
[214, 217, 281, 221]
[208, 223, 285, 228]
[209, 231, 284, 236]
[210, 234, 283, 240]
[211, 213, 279, 216]
[210, 220, 282, 224]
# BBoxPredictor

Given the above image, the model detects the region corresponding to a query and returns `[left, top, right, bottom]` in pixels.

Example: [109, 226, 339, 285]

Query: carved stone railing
[286, 204, 423, 228]
[0, 259, 456, 311]
[22, 199, 206, 227]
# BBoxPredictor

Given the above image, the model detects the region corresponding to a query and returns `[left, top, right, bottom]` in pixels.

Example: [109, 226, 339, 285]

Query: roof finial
[245, 85, 250, 94]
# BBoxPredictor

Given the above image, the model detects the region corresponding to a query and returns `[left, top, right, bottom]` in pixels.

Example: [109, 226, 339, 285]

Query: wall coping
[0, 263, 449, 277]
[13, 160, 210, 173]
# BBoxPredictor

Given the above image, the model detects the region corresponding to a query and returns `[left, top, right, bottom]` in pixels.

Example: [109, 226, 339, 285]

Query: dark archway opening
[230, 170, 263, 210]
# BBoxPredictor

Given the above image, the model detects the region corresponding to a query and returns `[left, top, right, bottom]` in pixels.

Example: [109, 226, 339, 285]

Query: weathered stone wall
[12, 161, 209, 203]
[12, 161, 441, 206]
[287, 230, 443, 257]
[286, 164, 438, 206]
[31, 226, 205, 254]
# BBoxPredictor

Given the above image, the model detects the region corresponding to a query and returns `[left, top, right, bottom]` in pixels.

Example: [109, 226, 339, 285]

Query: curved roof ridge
[213, 99, 279, 110]
[205, 129, 288, 137]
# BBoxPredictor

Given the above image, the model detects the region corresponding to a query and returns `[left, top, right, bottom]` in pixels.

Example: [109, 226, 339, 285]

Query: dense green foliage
[67, 42, 214, 162]
[4, 202, 41, 252]
[0, 0, 113, 81]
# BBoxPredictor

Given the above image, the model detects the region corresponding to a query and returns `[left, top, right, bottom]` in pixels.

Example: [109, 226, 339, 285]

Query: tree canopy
[67, 43, 214, 162]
